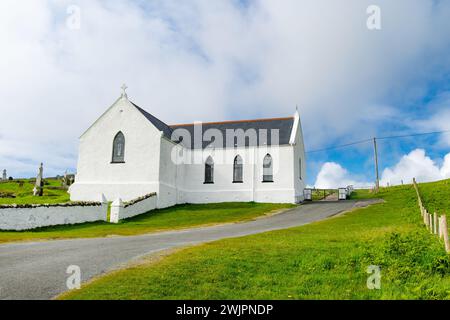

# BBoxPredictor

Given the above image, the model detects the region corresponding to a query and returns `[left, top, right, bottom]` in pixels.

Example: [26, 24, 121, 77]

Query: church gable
[80, 90, 164, 141]
[74, 87, 165, 186]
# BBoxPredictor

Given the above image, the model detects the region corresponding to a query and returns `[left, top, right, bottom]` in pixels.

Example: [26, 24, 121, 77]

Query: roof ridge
[169, 116, 294, 128]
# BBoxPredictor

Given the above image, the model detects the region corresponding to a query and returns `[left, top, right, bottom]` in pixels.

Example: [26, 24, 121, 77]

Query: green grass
[0, 179, 70, 205]
[414, 179, 450, 214]
[61, 180, 450, 300]
[0, 202, 294, 244]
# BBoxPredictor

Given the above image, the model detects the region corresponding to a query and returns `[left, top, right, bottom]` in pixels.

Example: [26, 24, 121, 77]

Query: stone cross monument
[62, 170, 69, 187]
[2, 169, 6, 180]
[33, 163, 44, 196]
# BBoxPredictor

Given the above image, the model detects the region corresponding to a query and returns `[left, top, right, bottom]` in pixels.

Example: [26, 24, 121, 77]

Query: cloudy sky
[0, 0, 449, 187]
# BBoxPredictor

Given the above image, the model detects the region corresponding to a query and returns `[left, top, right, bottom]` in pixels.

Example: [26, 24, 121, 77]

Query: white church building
[69, 87, 306, 208]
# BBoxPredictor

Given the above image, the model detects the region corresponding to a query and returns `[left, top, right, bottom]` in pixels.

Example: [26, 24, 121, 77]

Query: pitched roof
[131, 102, 294, 149]
[170, 117, 294, 149]
[132, 102, 174, 139]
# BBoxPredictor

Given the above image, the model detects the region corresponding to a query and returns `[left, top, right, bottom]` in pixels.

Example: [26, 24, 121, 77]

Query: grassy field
[0, 179, 70, 205]
[0, 202, 294, 244]
[61, 179, 450, 300]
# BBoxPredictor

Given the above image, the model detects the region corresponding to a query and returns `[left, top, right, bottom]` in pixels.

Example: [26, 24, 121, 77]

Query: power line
[306, 139, 372, 154]
[306, 129, 450, 154]
[377, 129, 450, 141]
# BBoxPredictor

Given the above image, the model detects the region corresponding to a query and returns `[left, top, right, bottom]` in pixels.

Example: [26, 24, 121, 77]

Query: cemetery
[0, 165, 71, 205]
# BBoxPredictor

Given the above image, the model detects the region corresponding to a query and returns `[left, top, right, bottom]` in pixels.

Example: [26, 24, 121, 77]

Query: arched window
[112, 132, 125, 163]
[233, 155, 243, 183]
[204, 156, 214, 184]
[299, 157, 302, 180]
[263, 154, 273, 182]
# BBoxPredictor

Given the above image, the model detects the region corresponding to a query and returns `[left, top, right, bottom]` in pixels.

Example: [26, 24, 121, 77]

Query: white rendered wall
[180, 146, 253, 203]
[70, 182, 159, 202]
[177, 144, 298, 204]
[70, 97, 162, 202]
[157, 138, 181, 208]
[0, 203, 107, 231]
[253, 145, 297, 203]
[292, 115, 307, 202]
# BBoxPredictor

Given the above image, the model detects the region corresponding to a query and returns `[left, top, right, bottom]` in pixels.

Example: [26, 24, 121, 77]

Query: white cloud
[314, 149, 450, 189]
[314, 162, 371, 189]
[0, 1, 450, 177]
[380, 149, 445, 185]
[441, 154, 450, 178]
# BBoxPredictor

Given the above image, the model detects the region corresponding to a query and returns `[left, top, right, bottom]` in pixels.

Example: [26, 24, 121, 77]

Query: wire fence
[413, 178, 450, 253]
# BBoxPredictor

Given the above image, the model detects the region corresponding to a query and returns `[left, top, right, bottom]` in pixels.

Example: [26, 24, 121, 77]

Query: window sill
[233, 181, 243, 183]
[111, 161, 125, 164]
[203, 182, 214, 184]
[262, 180, 274, 183]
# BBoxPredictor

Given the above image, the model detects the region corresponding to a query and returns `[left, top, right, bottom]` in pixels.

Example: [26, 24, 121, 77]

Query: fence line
[413, 178, 450, 253]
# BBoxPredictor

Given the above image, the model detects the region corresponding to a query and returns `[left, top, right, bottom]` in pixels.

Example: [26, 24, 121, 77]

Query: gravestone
[2, 169, 6, 181]
[61, 170, 75, 188]
[33, 163, 44, 197]
[62, 170, 68, 187]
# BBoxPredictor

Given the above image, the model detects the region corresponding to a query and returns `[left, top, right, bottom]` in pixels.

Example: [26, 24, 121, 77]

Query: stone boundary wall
[110, 193, 157, 223]
[0, 198, 108, 231]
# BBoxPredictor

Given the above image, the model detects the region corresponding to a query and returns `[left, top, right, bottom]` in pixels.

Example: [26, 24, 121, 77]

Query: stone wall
[0, 198, 108, 231]
[110, 193, 157, 223]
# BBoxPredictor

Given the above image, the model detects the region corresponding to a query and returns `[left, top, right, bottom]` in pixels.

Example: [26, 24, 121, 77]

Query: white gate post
[110, 198, 124, 223]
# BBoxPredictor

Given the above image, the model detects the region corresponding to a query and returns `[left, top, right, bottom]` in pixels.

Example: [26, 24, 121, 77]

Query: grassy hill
[61, 179, 450, 300]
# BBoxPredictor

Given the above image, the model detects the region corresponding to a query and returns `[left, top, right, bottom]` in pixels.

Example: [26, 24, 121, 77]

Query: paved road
[0, 200, 377, 300]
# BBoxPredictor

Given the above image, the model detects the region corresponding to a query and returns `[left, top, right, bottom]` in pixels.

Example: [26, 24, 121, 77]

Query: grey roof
[170, 118, 294, 149]
[132, 102, 294, 149]
[132, 102, 174, 139]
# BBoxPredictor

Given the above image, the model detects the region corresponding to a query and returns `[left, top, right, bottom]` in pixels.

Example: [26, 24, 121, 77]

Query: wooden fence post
[442, 215, 450, 253]
[428, 213, 433, 233]
[434, 212, 438, 235]
[439, 216, 444, 239]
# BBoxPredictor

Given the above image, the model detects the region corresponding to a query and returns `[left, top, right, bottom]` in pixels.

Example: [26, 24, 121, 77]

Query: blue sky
[0, 0, 449, 186]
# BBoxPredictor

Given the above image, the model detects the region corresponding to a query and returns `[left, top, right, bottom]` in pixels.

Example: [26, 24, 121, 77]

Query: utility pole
[373, 137, 380, 192]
